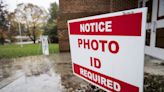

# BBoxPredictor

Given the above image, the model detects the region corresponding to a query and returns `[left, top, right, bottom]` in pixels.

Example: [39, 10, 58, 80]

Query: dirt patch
[144, 73, 164, 92]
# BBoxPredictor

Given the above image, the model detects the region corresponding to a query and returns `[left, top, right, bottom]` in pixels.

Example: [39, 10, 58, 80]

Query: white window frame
[139, 0, 164, 60]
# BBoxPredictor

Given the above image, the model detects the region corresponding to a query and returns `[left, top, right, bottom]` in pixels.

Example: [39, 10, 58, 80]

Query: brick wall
[58, 0, 138, 52]
[111, 0, 138, 12]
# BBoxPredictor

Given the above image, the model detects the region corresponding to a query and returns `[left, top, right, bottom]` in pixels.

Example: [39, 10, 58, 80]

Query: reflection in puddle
[0, 53, 90, 92]
[0, 56, 65, 92]
[0, 59, 13, 82]
[0, 74, 65, 92]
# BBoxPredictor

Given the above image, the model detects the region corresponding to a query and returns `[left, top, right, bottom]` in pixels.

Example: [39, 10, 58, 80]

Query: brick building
[57, 0, 138, 52]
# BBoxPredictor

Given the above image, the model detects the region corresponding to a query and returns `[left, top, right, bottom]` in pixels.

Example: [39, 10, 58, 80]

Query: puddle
[0, 53, 90, 92]
[0, 74, 64, 92]
[0, 59, 13, 82]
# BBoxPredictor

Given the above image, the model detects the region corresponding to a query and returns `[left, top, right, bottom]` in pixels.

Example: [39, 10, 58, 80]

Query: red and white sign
[68, 8, 147, 92]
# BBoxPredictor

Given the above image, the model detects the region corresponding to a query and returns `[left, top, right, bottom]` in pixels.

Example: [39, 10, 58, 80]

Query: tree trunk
[33, 32, 36, 44]
[33, 26, 36, 44]
[0, 31, 5, 45]
[33, 40, 36, 44]
[0, 37, 5, 45]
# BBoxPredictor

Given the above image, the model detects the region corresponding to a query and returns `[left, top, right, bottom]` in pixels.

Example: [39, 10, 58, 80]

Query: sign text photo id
[68, 8, 147, 92]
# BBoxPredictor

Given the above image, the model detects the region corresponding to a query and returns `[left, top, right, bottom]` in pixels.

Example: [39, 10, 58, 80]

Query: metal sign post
[41, 36, 49, 55]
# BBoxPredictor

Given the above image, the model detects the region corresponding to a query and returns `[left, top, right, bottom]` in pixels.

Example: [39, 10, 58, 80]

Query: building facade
[57, 0, 138, 52]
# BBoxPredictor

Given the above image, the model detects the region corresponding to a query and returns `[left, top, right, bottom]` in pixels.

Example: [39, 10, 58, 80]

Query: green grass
[0, 44, 59, 59]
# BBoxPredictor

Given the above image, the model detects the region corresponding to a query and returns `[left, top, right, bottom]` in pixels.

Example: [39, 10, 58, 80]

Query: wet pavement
[0, 53, 90, 92]
[0, 53, 164, 92]
[144, 56, 164, 76]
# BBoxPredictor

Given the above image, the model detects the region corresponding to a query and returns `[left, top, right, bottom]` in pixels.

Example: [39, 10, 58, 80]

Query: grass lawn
[0, 44, 59, 59]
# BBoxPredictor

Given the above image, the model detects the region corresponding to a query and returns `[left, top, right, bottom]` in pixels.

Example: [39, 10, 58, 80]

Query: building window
[156, 28, 164, 48]
[157, 0, 164, 20]
[145, 29, 151, 46]
[146, 0, 153, 22]
[138, 1, 143, 8]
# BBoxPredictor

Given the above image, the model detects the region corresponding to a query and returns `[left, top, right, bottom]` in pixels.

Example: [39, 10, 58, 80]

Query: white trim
[157, 19, 164, 28]
[145, 46, 164, 60]
[143, 0, 164, 61]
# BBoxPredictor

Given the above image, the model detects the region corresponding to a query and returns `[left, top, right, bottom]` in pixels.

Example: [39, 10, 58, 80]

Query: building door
[139, 0, 164, 60]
